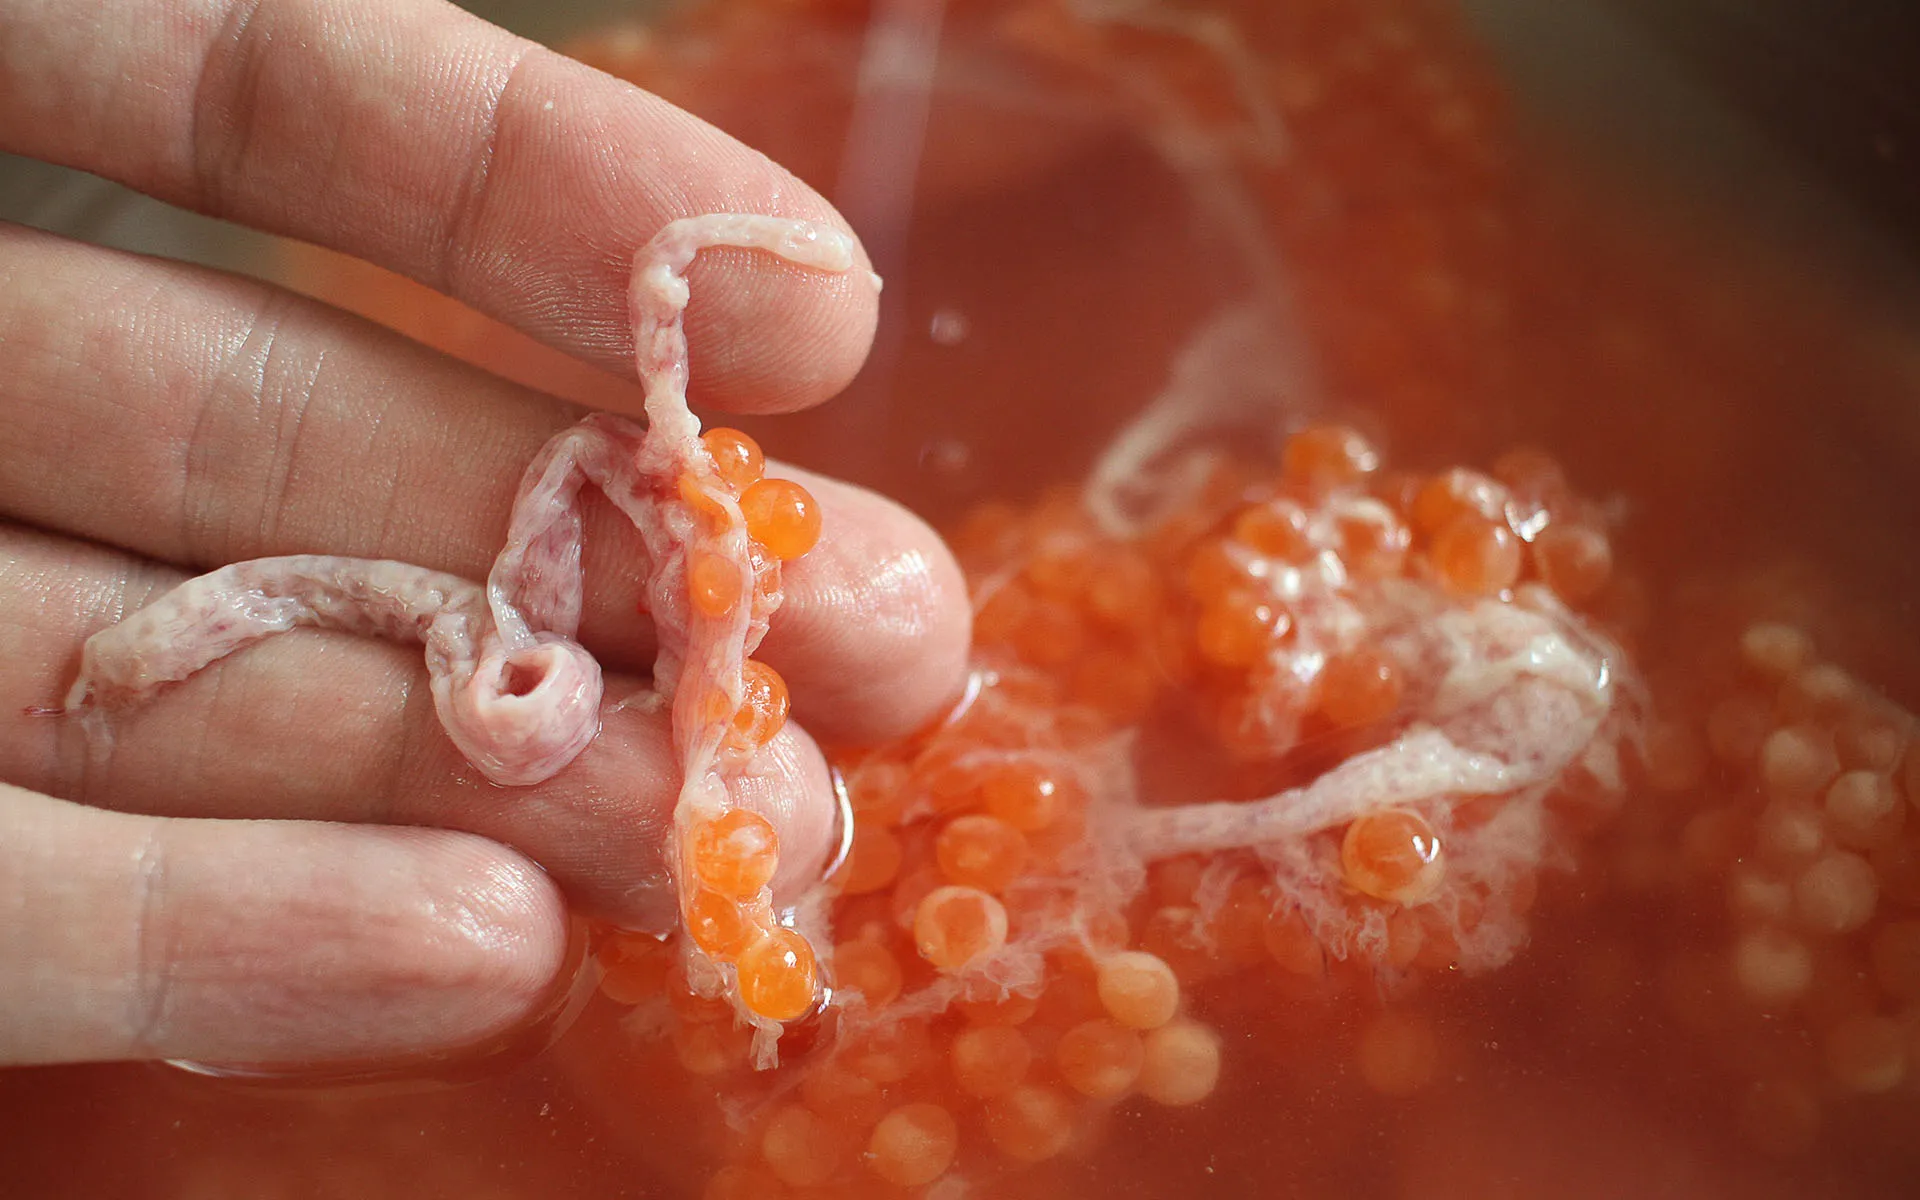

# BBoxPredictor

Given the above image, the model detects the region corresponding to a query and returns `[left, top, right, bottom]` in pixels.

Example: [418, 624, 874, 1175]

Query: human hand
[0, 0, 970, 1068]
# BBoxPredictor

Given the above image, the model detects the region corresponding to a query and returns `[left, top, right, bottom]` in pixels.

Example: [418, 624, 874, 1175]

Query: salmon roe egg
[730, 659, 791, 748]
[983, 761, 1070, 832]
[1356, 1009, 1441, 1096]
[1761, 726, 1841, 804]
[986, 1084, 1075, 1163]
[1232, 498, 1315, 560]
[1335, 500, 1411, 578]
[1185, 537, 1265, 602]
[832, 938, 903, 1009]
[687, 549, 744, 619]
[692, 809, 780, 898]
[1410, 467, 1507, 534]
[1755, 797, 1826, 863]
[1430, 514, 1523, 596]
[835, 824, 903, 895]
[936, 814, 1031, 893]
[700, 426, 765, 493]
[799, 1061, 890, 1129]
[1056, 1017, 1145, 1099]
[737, 928, 819, 1022]
[1084, 550, 1158, 629]
[1824, 1015, 1907, 1093]
[1022, 538, 1095, 600]
[1282, 423, 1381, 490]
[1733, 928, 1813, 1004]
[1316, 646, 1403, 729]
[1794, 850, 1878, 934]
[1740, 621, 1816, 678]
[1491, 445, 1571, 503]
[675, 1020, 748, 1075]
[676, 471, 730, 528]
[1341, 809, 1446, 904]
[867, 1103, 960, 1187]
[760, 1104, 841, 1187]
[1095, 951, 1181, 1029]
[914, 885, 1010, 971]
[742, 477, 822, 560]
[1825, 770, 1903, 849]
[1195, 590, 1290, 668]
[1533, 522, 1613, 603]
[950, 1024, 1034, 1098]
[844, 1020, 934, 1084]
[685, 888, 756, 960]
[1137, 1018, 1223, 1107]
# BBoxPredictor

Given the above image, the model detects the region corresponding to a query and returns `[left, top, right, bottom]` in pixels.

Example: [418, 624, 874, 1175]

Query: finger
[0, 0, 878, 414]
[771, 465, 973, 742]
[0, 781, 567, 1067]
[0, 525, 840, 930]
[0, 223, 970, 743]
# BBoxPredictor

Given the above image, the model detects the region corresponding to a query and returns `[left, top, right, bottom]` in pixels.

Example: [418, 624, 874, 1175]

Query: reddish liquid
[8, 2, 1920, 1196]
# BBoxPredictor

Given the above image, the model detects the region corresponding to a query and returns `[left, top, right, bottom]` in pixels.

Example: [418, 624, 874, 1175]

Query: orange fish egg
[1409, 467, 1508, 535]
[1431, 513, 1523, 596]
[867, 1103, 960, 1187]
[737, 928, 819, 1022]
[914, 885, 1010, 971]
[1282, 423, 1381, 491]
[950, 1024, 1034, 1098]
[692, 809, 780, 899]
[935, 814, 1031, 893]
[1195, 590, 1291, 668]
[1137, 1018, 1224, 1107]
[831, 938, 903, 1009]
[982, 761, 1073, 832]
[742, 477, 823, 560]
[985, 1084, 1075, 1164]
[730, 659, 791, 749]
[1315, 645, 1404, 729]
[1233, 497, 1316, 560]
[685, 888, 756, 961]
[1341, 809, 1446, 904]
[1096, 951, 1182, 1029]
[686, 548, 744, 619]
[700, 426, 765, 493]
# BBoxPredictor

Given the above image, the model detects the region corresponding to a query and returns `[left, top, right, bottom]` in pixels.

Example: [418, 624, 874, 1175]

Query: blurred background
[5, 0, 1918, 535]
[5, 2, 1917, 275]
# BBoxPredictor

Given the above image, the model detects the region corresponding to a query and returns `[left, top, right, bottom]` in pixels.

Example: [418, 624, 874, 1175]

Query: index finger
[0, 0, 878, 414]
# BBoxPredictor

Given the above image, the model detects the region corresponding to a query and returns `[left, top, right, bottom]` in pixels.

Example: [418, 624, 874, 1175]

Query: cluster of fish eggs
[676, 427, 826, 1024]
[589, 424, 1636, 1195]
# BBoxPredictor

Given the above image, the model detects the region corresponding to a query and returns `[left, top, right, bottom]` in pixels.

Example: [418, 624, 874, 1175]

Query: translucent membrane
[615, 217, 843, 1042]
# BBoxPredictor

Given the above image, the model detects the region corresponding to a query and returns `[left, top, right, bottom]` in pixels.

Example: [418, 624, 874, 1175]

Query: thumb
[0, 783, 567, 1068]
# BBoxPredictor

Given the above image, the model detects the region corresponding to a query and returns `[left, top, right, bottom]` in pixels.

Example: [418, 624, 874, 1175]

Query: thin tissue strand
[56, 213, 853, 1036]
[61, 555, 601, 787]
